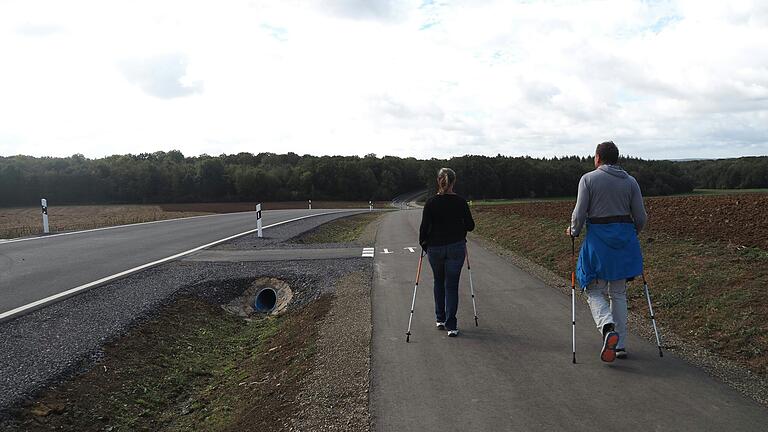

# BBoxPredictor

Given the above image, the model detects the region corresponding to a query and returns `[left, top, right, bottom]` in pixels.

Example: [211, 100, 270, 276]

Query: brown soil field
[0, 205, 210, 239]
[0, 201, 390, 239]
[475, 193, 768, 250]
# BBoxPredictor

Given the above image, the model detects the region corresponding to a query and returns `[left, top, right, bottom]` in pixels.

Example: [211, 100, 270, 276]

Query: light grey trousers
[585, 279, 628, 350]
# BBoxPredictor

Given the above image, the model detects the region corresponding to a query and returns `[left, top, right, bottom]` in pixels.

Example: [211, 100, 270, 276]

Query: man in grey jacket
[566, 141, 647, 362]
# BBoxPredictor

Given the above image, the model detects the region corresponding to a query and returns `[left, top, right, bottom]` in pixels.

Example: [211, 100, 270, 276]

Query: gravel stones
[289, 270, 373, 432]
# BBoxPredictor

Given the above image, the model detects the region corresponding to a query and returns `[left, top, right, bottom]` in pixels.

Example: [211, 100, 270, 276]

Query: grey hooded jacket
[570, 164, 647, 237]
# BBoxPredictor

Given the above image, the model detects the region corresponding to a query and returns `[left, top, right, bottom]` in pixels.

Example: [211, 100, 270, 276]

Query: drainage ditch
[221, 277, 294, 318]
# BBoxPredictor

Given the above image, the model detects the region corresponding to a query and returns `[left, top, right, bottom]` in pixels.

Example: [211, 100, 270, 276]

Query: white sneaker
[447, 329, 459, 337]
[436, 322, 446, 330]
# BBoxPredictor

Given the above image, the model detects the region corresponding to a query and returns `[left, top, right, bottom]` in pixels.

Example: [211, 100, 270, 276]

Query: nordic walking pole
[406, 250, 426, 343]
[642, 272, 664, 357]
[571, 235, 577, 364]
[466, 246, 479, 327]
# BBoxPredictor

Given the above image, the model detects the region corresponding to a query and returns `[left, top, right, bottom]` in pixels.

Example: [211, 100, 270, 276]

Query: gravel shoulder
[289, 271, 373, 431]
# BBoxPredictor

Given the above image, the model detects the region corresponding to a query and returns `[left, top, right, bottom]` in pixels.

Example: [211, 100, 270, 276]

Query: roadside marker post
[369, 200, 373, 211]
[308, 199, 312, 210]
[256, 203, 263, 238]
[41, 198, 50, 234]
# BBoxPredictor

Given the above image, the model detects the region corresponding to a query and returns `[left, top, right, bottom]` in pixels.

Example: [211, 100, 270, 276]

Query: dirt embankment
[476, 193, 768, 250]
[4, 293, 334, 432]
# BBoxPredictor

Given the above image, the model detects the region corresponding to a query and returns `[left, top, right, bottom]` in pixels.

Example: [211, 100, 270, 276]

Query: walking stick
[642, 273, 664, 357]
[466, 246, 479, 327]
[571, 236, 577, 364]
[405, 250, 426, 343]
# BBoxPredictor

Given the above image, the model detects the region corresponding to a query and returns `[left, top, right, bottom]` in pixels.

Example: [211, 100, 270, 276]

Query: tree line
[680, 157, 768, 190]
[1, 151, 764, 207]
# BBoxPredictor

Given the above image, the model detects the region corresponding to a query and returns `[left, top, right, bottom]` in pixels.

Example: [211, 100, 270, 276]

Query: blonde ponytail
[436, 167, 456, 195]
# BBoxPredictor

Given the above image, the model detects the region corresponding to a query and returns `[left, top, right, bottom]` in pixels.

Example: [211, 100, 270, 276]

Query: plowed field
[474, 194, 768, 250]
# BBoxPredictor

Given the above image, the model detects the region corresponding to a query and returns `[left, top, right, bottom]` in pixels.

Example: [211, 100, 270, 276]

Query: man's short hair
[596, 141, 619, 164]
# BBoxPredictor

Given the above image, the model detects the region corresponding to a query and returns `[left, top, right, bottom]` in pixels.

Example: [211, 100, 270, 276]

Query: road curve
[0, 209, 363, 319]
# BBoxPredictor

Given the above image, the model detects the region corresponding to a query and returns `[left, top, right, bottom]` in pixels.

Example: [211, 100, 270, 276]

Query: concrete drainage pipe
[254, 288, 278, 313]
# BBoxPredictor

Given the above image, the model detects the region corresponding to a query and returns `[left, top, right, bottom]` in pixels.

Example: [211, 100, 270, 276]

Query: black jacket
[419, 194, 475, 248]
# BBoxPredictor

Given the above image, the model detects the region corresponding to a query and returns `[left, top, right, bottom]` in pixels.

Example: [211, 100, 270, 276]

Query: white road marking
[383, 248, 393, 254]
[404, 247, 416, 253]
[362, 247, 375, 258]
[0, 211, 350, 322]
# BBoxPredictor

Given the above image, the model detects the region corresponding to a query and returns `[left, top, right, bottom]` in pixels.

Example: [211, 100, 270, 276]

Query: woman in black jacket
[418, 168, 475, 337]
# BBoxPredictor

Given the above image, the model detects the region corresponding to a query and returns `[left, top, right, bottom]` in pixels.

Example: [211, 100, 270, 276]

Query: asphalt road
[184, 247, 368, 262]
[370, 209, 768, 431]
[0, 209, 362, 319]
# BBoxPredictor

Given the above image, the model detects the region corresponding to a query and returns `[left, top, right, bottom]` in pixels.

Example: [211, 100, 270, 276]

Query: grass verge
[472, 206, 768, 377]
[292, 212, 383, 244]
[4, 295, 331, 432]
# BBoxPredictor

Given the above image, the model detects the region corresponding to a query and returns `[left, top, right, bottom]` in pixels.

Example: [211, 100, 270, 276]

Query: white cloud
[119, 53, 203, 99]
[0, 0, 766, 160]
[15, 23, 65, 37]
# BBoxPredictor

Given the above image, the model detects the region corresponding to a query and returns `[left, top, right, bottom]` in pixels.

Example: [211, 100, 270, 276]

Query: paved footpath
[371, 209, 768, 432]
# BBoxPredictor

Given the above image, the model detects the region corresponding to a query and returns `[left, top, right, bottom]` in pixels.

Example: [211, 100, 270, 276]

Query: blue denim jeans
[427, 240, 466, 331]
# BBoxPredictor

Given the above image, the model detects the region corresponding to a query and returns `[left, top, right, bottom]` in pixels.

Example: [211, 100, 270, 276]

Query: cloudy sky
[1, 0, 767, 160]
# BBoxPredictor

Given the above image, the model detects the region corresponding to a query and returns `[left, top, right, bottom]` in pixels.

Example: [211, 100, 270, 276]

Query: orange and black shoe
[601, 331, 620, 362]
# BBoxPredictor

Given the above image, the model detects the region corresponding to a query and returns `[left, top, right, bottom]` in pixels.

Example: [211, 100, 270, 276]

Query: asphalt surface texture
[0, 209, 364, 318]
[0, 210, 372, 412]
[370, 209, 768, 432]
[184, 247, 370, 262]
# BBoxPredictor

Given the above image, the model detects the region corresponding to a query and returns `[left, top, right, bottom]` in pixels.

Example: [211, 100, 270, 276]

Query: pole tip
[474, 317, 478, 326]
[406, 332, 410, 343]
[659, 349, 664, 358]
[572, 354, 576, 364]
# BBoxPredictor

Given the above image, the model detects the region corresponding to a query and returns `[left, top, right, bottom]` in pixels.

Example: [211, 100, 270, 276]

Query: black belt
[588, 215, 633, 224]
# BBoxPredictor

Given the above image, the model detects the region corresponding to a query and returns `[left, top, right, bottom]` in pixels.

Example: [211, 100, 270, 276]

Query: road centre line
[0, 210, 349, 323]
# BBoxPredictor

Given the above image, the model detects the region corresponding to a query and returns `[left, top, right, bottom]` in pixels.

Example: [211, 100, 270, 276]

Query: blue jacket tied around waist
[576, 222, 643, 289]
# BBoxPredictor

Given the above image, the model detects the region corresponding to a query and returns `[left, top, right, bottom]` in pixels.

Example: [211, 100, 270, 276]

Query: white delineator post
[256, 203, 263, 238]
[41, 198, 49, 234]
[369, 200, 373, 211]
[308, 199, 312, 210]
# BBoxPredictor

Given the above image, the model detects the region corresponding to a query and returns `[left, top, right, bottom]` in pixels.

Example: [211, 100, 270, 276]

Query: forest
[0, 151, 765, 207]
